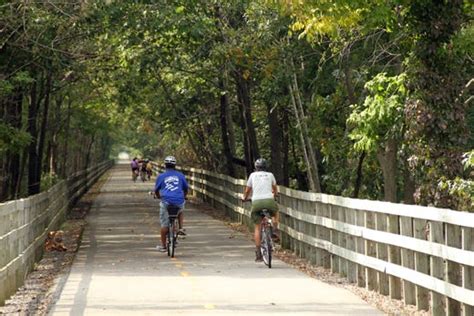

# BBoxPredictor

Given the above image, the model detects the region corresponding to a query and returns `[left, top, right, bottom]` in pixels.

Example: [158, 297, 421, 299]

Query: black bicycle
[258, 209, 274, 268]
[166, 204, 180, 258]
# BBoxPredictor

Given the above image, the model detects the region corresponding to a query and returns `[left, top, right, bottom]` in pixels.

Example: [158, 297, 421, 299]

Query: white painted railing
[0, 160, 113, 305]
[173, 166, 473, 316]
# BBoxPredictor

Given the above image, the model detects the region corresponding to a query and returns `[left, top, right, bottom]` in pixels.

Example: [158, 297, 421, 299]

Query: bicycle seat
[167, 205, 181, 217]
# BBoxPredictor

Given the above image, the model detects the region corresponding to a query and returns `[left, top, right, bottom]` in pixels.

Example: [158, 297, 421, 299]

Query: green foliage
[437, 151, 474, 212]
[348, 73, 407, 152]
[0, 121, 31, 155]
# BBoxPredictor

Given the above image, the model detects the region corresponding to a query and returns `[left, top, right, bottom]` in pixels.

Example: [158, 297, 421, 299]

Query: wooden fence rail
[173, 166, 473, 316]
[0, 160, 113, 305]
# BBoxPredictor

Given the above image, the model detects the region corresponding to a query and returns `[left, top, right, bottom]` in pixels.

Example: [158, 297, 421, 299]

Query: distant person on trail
[154, 156, 189, 252]
[242, 158, 278, 262]
[146, 160, 153, 179]
[130, 157, 139, 180]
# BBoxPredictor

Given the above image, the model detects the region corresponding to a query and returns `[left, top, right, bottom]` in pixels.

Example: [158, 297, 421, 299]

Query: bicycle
[243, 199, 274, 268]
[165, 204, 181, 258]
[258, 209, 274, 268]
[140, 169, 147, 182]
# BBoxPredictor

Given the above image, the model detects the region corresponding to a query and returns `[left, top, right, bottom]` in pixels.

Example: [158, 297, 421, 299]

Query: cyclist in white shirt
[242, 158, 278, 262]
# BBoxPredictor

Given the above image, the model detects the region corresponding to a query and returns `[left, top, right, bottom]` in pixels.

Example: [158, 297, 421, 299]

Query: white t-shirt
[246, 171, 276, 201]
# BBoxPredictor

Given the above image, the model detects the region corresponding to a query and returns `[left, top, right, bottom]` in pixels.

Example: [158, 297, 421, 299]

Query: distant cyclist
[130, 157, 139, 180]
[139, 159, 148, 180]
[154, 156, 189, 252]
[242, 158, 278, 262]
[146, 160, 153, 179]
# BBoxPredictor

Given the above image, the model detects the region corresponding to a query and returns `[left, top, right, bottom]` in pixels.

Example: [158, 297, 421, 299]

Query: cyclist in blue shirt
[154, 156, 189, 252]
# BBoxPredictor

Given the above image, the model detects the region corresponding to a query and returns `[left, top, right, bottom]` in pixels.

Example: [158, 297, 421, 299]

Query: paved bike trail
[50, 164, 383, 315]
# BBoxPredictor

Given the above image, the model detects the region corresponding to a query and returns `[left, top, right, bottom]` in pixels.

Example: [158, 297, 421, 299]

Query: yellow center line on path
[204, 304, 215, 310]
[180, 271, 189, 277]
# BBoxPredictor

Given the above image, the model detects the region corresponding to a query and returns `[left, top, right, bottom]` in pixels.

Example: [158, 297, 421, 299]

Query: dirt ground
[1, 180, 427, 315]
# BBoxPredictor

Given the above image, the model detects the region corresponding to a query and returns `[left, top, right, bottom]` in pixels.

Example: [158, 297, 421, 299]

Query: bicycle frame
[259, 209, 273, 268]
[166, 205, 180, 258]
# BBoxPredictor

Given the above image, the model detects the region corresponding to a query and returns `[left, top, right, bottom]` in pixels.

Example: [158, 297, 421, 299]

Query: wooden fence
[176, 166, 473, 316]
[0, 160, 113, 305]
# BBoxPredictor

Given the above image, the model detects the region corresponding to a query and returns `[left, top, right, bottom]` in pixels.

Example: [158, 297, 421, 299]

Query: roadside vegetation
[1, 1, 472, 210]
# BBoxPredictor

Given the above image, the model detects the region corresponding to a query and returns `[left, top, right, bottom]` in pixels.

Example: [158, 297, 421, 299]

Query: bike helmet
[164, 155, 177, 168]
[254, 158, 267, 171]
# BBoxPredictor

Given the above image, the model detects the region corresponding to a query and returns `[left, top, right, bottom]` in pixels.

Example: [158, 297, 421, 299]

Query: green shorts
[250, 198, 278, 223]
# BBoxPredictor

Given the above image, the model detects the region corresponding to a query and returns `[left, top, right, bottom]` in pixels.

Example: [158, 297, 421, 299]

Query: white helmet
[164, 156, 177, 166]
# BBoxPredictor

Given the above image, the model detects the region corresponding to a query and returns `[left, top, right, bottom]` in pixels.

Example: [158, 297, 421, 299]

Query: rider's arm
[272, 184, 278, 197]
[154, 174, 162, 198]
[271, 173, 278, 198]
[181, 173, 189, 200]
[242, 186, 252, 201]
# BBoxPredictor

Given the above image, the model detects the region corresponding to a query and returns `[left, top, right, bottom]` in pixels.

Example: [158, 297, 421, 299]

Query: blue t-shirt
[154, 169, 189, 205]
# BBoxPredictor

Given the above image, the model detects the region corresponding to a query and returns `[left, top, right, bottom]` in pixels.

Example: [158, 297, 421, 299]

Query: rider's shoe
[255, 249, 263, 262]
[177, 229, 187, 236]
[156, 245, 167, 252]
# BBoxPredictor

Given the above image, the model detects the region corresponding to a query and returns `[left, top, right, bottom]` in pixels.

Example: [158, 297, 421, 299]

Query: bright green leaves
[348, 72, 407, 152]
[277, 0, 400, 41]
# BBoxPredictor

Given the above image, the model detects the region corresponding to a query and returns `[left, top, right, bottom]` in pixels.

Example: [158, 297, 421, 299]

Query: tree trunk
[7, 90, 23, 199]
[267, 102, 284, 184]
[288, 76, 321, 192]
[27, 79, 41, 195]
[49, 95, 62, 176]
[61, 98, 72, 178]
[352, 151, 366, 198]
[403, 164, 415, 204]
[282, 108, 290, 187]
[377, 139, 398, 202]
[235, 69, 259, 175]
[219, 74, 235, 177]
[37, 70, 52, 177]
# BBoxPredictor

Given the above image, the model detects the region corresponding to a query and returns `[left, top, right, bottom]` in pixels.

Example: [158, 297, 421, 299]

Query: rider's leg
[159, 202, 169, 248]
[160, 227, 168, 247]
[178, 212, 183, 230]
[254, 223, 261, 248]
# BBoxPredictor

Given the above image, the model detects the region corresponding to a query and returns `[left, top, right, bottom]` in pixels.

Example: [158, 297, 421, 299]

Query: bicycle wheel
[261, 226, 272, 268]
[170, 220, 176, 258]
[167, 224, 173, 257]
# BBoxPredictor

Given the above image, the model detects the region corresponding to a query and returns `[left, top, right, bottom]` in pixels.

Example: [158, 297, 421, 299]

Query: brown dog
[45, 230, 67, 251]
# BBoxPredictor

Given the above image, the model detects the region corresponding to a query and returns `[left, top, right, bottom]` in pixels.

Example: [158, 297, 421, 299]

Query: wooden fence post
[446, 223, 462, 315]
[330, 205, 339, 274]
[387, 214, 401, 299]
[355, 209, 366, 288]
[364, 211, 377, 291]
[430, 221, 446, 315]
[319, 202, 331, 269]
[462, 227, 473, 316]
[346, 207, 357, 283]
[413, 218, 429, 310]
[376, 212, 389, 295]
[400, 216, 416, 306]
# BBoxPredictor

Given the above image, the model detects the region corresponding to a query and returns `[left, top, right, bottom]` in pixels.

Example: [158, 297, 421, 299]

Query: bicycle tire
[261, 226, 272, 268]
[167, 224, 173, 257]
[170, 220, 176, 258]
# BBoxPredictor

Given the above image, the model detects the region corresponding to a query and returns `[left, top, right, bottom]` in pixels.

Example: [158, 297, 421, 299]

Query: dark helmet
[164, 155, 177, 168]
[254, 158, 267, 171]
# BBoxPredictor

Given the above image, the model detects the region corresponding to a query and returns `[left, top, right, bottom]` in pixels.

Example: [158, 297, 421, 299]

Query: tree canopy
[1, 0, 472, 211]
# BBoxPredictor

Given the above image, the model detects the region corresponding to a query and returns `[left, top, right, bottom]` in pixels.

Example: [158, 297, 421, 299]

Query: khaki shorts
[250, 198, 278, 223]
